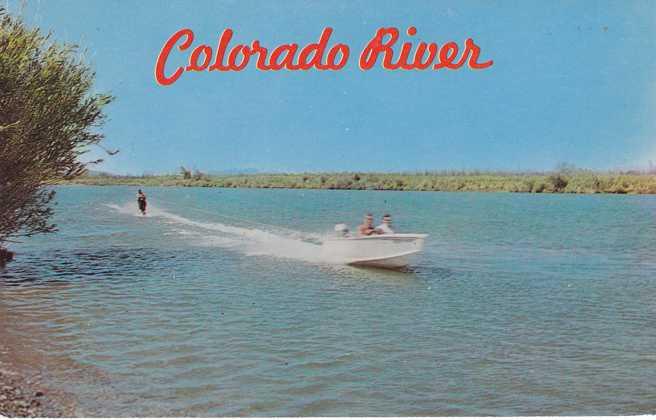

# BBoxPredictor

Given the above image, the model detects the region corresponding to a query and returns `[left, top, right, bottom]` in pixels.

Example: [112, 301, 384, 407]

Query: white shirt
[376, 223, 394, 234]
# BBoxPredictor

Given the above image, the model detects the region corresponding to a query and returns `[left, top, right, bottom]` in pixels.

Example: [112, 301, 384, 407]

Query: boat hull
[323, 234, 427, 269]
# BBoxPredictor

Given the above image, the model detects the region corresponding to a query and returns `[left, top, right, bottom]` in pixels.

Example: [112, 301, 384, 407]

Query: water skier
[137, 189, 147, 215]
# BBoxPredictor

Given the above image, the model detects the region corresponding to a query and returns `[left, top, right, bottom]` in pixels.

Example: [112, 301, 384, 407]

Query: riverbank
[0, 304, 74, 417]
[0, 370, 64, 417]
[60, 171, 656, 194]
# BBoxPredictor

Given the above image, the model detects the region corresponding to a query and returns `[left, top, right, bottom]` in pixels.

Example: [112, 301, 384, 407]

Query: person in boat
[358, 213, 378, 236]
[137, 189, 147, 215]
[376, 214, 395, 234]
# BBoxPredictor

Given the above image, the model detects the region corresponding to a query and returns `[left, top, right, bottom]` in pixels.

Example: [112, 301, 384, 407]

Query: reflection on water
[1, 186, 656, 416]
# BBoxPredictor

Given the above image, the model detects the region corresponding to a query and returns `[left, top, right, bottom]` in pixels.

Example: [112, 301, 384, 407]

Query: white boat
[323, 228, 428, 269]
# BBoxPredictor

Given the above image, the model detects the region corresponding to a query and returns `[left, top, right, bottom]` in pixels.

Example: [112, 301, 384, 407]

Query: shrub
[0, 10, 113, 249]
[548, 174, 568, 192]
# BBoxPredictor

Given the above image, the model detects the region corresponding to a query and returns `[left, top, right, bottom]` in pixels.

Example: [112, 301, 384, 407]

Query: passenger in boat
[358, 213, 377, 236]
[137, 189, 147, 215]
[376, 214, 394, 234]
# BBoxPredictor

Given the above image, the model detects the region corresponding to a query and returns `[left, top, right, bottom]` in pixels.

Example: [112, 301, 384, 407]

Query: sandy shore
[0, 370, 65, 417]
[0, 303, 75, 417]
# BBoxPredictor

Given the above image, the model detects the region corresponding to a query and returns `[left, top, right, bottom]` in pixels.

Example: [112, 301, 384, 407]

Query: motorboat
[323, 224, 427, 269]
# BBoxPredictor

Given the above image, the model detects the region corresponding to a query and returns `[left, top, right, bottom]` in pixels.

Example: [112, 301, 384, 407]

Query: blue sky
[11, 0, 656, 174]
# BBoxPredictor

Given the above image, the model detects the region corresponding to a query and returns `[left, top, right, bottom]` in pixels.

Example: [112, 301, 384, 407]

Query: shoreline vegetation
[61, 169, 656, 194]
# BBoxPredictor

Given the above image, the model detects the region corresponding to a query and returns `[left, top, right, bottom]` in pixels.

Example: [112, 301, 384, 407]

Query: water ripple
[2, 187, 656, 415]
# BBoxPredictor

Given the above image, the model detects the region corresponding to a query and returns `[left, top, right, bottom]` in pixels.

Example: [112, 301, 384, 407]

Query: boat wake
[105, 203, 338, 264]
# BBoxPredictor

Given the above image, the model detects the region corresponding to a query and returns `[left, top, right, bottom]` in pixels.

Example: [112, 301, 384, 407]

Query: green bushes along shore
[60, 170, 656, 194]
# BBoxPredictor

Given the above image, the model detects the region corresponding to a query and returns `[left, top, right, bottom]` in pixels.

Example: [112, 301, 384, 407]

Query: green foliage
[547, 174, 568, 192]
[0, 9, 113, 244]
[180, 166, 192, 179]
[63, 171, 656, 194]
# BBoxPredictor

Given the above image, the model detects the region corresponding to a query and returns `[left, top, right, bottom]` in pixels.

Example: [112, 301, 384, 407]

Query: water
[1, 186, 656, 416]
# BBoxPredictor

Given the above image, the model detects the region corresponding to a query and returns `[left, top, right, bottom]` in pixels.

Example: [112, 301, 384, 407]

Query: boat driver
[358, 213, 378, 236]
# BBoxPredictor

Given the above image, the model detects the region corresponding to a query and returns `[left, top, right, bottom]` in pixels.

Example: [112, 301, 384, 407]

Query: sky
[9, 0, 656, 174]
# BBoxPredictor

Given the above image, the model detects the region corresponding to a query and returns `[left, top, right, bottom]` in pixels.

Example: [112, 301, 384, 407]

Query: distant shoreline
[58, 171, 656, 194]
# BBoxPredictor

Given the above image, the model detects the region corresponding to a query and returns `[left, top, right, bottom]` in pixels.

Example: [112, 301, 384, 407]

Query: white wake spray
[105, 202, 342, 264]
